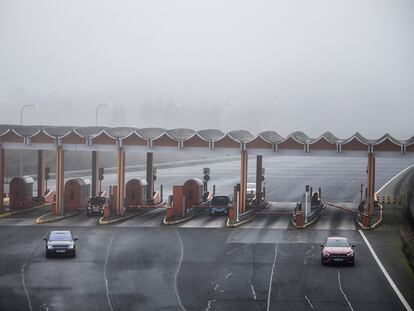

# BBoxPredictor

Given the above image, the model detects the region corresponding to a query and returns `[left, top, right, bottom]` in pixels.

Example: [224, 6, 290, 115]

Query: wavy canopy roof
[0, 125, 412, 155]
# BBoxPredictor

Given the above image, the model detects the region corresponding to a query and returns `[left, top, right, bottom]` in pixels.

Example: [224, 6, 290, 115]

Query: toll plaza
[0, 125, 413, 229]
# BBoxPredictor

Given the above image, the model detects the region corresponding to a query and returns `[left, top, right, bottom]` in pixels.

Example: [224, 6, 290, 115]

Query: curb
[99, 203, 167, 225]
[35, 210, 82, 224]
[356, 204, 383, 230]
[99, 212, 140, 225]
[0, 204, 47, 219]
[226, 213, 256, 228]
[163, 210, 203, 225]
[292, 203, 326, 229]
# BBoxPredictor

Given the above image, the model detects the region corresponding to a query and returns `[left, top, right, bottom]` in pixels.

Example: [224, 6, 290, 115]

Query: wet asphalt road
[0, 156, 414, 311]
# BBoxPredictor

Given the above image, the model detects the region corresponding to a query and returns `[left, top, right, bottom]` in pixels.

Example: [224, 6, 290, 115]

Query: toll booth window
[131, 191, 135, 200]
[70, 191, 74, 201]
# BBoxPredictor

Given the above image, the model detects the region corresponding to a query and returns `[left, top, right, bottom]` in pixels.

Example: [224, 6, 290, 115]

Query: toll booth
[9, 176, 34, 209]
[64, 178, 91, 211]
[183, 178, 204, 210]
[125, 178, 148, 208]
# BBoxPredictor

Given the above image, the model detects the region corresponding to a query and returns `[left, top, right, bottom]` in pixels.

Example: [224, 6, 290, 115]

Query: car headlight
[68, 241, 75, 249]
[347, 252, 354, 257]
[322, 252, 330, 257]
[47, 241, 54, 249]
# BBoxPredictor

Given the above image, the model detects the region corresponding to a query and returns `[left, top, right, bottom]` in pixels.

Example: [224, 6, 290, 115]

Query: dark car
[44, 230, 77, 258]
[87, 196, 108, 216]
[321, 236, 355, 265]
[209, 195, 231, 215]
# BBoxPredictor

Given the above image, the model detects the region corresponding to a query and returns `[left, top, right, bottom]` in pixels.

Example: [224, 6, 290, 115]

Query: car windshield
[326, 238, 349, 247]
[90, 197, 106, 205]
[49, 232, 72, 241]
[212, 196, 229, 205]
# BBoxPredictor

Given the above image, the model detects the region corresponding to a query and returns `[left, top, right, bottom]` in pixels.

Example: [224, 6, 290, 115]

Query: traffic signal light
[45, 167, 50, 180]
[99, 167, 104, 181]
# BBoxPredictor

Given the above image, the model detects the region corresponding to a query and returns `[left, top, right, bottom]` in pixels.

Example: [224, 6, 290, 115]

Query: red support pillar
[363, 153, 375, 227]
[146, 152, 154, 202]
[37, 150, 45, 197]
[255, 155, 263, 206]
[55, 146, 64, 215]
[239, 150, 248, 214]
[0, 147, 4, 212]
[116, 148, 125, 216]
[91, 151, 99, 197]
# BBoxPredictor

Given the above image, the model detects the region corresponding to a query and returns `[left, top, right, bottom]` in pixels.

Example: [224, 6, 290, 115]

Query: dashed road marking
[337, 270, 354, 311]
[251, 284, 257, 300]
[22, 239, 41, 311]
[267, 243, 279, 311]
[104, 231, 116, 311]
[175, 230, 186, 311]
[304, 295, 315, 310]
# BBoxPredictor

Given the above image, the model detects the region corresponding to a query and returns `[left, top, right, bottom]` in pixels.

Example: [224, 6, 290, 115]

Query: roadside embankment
[377, 164, 414, 271]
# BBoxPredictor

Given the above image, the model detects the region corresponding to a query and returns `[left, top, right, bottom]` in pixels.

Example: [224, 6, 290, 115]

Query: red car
[321, 237, 355, 265]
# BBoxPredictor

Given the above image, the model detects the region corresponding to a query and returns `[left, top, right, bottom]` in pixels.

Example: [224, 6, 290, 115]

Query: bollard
[362, 213, 370, 228]
[295, 211, 304, 227]
[228, 206, 235, 223]
[166, 206, 174, 218]
[103, 205, 110, 218]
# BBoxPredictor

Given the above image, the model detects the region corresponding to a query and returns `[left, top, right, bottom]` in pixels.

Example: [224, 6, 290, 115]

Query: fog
[1, 0, 413, 139]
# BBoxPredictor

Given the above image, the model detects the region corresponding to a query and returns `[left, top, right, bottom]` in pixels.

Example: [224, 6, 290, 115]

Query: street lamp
[20, 104, 38, 125]
[95, 103, 111, 126]
[19, 104, 39, 176]
[164, 103, 181, 128]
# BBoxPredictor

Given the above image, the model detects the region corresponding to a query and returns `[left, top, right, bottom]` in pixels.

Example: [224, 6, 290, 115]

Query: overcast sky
[0, 0, 413, 139]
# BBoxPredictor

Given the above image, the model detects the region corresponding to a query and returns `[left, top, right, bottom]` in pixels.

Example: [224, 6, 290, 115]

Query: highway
[0, 156, 413, 310]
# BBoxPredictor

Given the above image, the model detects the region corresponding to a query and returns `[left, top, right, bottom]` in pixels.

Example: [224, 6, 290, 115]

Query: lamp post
[164, 103, 181, 128]
[19, 104, 38, 176]
[20, 104, 38, 126]
[95, 103, 111, 126]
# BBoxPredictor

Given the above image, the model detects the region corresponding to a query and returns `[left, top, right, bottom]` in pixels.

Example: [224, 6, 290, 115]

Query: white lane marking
[21, 240, 41, 311]
[251, 284, 257, 300]
[337, 270, 355, 311]
[205, 299, 216, 311]
[359, 229, 413, 311]
[376, 164, 414, 195]
[226, 248, 238, 255]
[175, 230, 186, 311]
[225, 272, 232, 280]
[304, 245, 315, 265]
[267, 243, 279, 311]
[104, 232, 116, 311]
[304, 295, 315, 310]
